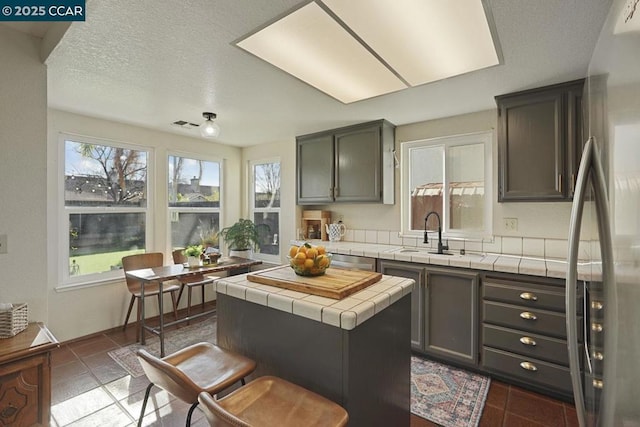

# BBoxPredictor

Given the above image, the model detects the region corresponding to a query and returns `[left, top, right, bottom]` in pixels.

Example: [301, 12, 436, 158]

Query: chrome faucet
[424, 211, 449, 254]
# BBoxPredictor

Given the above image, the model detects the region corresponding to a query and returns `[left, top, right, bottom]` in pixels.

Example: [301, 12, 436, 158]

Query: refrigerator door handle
[567, 137, 616, 427]
[566, 138, 594, 427]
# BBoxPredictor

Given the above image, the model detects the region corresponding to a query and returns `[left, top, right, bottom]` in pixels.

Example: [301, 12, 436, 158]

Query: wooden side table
[0, 323, 59, 427]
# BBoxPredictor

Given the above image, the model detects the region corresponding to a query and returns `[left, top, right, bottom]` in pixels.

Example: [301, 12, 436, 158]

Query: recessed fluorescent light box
[236, 0, 501, 103]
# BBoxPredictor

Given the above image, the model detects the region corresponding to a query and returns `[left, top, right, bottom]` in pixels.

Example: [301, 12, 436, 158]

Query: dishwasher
[330, 253, 377, 271]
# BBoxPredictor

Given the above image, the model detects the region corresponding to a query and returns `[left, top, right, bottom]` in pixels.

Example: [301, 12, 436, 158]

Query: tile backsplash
[337, 229, 586, 261]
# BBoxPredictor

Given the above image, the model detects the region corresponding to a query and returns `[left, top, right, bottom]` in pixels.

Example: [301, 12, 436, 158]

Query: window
[249, 159, 280, 261]
[61, 135, 150, 284]
[168, 155, 221, 252]
[401, 131, 492, 240]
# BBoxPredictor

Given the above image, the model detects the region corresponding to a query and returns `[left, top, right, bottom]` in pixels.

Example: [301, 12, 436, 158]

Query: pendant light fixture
[200, 112, 220, 138]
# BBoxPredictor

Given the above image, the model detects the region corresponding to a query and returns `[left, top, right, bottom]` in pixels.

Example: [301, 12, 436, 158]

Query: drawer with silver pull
[483, 279, 583, 314]
[482, 324, 575, 366]
[483, 301, 577, 339]
[482, 347, 573, 394]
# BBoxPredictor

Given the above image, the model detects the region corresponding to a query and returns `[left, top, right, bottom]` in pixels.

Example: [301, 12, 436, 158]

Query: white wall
[46, 109, 243, 341]
[0, 26, 48, 321]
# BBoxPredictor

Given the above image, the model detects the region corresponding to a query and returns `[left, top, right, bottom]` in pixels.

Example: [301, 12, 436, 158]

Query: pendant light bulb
[200, 112, 220, 138]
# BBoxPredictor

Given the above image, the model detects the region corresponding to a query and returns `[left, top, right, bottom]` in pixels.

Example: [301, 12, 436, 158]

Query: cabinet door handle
[520, 336, 537, 346]
[0, 405, 17, 419]
[591, 322, 603, 332]
[519, 292, 538, 301]
[591, 300, 603, 311]
[592, 351, 604, 361]
[520, 361, 538, 372]
[593, 379, 604, 389]
[558, 174, 563, 193]
[520, 311, 537, 320]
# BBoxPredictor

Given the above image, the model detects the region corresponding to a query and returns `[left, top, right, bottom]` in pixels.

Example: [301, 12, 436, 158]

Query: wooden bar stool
[197, 376, 348, 427]
[172, 249, 218, 322]
[136, 342, 256, 427]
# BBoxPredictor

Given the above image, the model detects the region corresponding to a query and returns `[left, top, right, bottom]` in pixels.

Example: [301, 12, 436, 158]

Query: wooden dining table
[124, 256, 262, 356]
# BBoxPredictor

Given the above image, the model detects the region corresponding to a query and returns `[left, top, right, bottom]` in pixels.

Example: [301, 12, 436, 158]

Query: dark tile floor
[50, 304, 579, 426]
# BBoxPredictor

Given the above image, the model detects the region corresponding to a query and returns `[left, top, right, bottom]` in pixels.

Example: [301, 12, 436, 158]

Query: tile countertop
[293, 240, 603, 282]
[215, 273, 414, 331]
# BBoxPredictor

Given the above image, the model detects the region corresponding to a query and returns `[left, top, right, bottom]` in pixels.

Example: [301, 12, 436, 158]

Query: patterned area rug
[108, 316, 217, 378]
[110, 316, 489, 427]
[411, 356, 490, 427]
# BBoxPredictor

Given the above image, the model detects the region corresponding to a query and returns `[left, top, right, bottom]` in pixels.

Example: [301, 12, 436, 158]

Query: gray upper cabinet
[296, 120, 395, 205]
[424, 267, 480, 367]
[296, 133, 334, 204]
[496, 79, 585, 202]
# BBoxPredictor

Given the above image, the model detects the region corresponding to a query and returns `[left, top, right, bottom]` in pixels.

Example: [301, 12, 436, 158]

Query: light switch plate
[0, 234, 7, 254]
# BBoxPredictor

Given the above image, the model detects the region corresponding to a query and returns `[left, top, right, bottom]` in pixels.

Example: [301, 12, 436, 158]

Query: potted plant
[184, 244, 203, 267]
[218, 218, 269, 258]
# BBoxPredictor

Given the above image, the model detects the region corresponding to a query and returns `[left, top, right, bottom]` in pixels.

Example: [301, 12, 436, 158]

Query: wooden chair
[172, 249, 218, 320]
[136, 342, 256, 427]
[197, 376, 349, 427]
[121, 252, 180, 341]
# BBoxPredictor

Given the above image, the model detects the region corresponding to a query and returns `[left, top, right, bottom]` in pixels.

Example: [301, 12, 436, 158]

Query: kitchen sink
[388, 247, 486, 259]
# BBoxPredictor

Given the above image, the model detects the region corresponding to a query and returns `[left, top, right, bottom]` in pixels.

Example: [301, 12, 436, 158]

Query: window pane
[253, 163, 280, 208]
[448, 144, 484, 230]
[69, 213, 145, 276]
[168, 156, 220, 208]
[409, 145, 443, 230]
[253, 212, 279, 255]
[65, 140, 147, 207]
[171, 212, 220, 250]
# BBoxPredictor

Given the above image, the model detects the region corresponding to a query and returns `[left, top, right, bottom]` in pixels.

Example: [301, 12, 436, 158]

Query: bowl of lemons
[287, 243, 332, 276]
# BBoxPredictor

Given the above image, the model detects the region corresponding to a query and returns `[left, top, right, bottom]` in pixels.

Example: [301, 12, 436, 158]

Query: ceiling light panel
[236, 2, 408, 103]
[322, 0, 500, 86]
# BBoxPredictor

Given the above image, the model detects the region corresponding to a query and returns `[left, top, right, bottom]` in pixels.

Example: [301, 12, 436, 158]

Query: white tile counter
[293, 240, 602, 282]
[215, 273, 414, 330]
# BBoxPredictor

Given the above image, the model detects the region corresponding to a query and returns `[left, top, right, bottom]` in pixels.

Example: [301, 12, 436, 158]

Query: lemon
[289, 245, 299, 258]
[293, 252, 306, 265]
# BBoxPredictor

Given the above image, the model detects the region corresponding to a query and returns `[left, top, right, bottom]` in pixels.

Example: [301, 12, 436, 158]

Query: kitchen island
[215, 269, 415, 427]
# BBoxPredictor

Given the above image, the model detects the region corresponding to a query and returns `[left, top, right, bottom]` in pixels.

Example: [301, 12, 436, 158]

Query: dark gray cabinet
[496, 79, 585, 202]
[378, 261, 479, 367]
[424, 268, 479, 367]
[296, 120, 395, 205]
[481, 274, 582, 399]
[378, 260, 425, 351]
[296, 133, 334, 204]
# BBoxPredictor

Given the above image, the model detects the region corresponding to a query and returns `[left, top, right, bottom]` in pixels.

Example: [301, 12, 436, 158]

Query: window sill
[55, 276, 123, 292]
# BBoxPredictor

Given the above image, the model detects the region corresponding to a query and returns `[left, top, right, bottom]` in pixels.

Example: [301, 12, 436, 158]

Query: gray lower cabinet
[378, 260, 425, 351]
[481, 274, 582, 399]
[424, 268, 479, 367]
[296, 119, 395, 205]
[378, 261, 479, 368]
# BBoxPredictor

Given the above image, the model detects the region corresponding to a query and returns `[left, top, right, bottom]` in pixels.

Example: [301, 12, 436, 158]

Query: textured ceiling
[43, 0, 612, 147]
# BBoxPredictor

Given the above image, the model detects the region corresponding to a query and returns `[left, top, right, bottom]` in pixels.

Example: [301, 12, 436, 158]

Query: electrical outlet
[0, 234, 7, 254]
[504, 218, 518, 231]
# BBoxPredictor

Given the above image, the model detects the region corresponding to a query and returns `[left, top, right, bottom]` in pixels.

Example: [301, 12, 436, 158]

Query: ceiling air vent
[171, 120, 200, 130]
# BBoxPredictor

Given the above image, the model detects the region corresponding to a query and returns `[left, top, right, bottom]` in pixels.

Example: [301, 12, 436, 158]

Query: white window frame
[167, 151, 224, 253]
[57, 133, 153, 288]
[400, 130, 493, 240]
[248, 157, 281, 264]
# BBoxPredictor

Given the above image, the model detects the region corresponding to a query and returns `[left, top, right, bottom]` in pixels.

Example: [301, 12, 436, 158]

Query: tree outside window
[63, 139, 149, 281]
[168, 155, 221, 251]
[251, 160, 280, 258]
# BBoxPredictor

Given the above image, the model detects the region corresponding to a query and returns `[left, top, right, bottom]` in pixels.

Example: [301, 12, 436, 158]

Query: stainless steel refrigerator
[566, 0, 640, 425]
